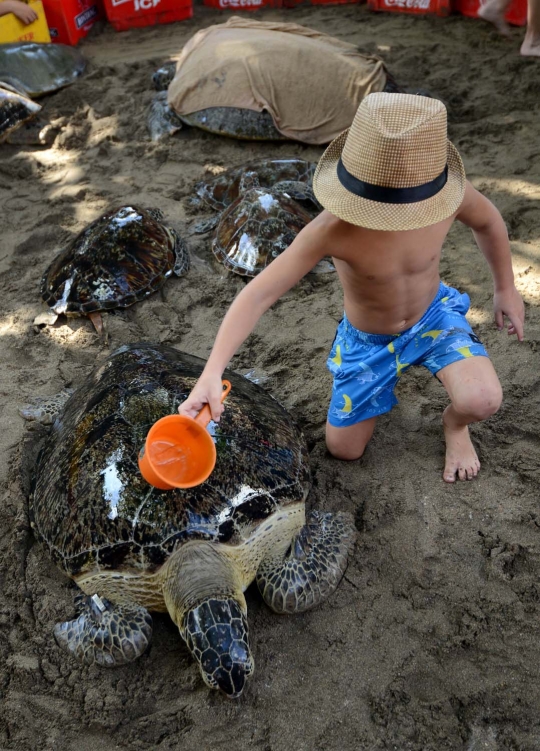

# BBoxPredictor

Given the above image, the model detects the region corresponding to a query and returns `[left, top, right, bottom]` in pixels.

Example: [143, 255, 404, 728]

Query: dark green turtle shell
[180, 108, 287, 142]
[41, 206, 177, 315]
[212, 186, 312, 277]
[0, 43, 86, 98]
[30, 343, 311, 578]
[194, 158, 316, 212]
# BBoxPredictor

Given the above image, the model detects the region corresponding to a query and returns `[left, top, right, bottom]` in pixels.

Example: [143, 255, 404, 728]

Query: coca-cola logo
[219, 0, 263, 7]
[384, 0, 431, 8]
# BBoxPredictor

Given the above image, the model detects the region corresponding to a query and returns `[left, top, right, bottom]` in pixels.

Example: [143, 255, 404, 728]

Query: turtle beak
[205, 640, 254, 699]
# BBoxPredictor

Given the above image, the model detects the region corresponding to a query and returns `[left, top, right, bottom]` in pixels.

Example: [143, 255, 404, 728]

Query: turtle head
[182, 598, 254, 698]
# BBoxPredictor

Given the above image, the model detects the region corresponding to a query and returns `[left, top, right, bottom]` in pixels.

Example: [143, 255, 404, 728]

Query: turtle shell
[0, 84, 41, 140]
[41, 206, 177, 315]
[180, 108, 287, 142]
[212, 186, 312, 277]
[30, 343, 311, 578]
[194, 158, 316, 212]
[0, 43, 86, 98]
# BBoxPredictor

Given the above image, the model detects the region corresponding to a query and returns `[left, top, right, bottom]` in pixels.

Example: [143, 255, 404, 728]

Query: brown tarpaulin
[167, 17, 388, 145]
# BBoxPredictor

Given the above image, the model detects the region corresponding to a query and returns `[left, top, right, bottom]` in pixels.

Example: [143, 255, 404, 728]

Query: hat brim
[312, 129, 466, 232]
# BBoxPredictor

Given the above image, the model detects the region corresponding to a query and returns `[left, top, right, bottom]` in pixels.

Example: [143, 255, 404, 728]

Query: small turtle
[210, 172, 318, 277]
[21, 342, 356, 697]
[0, 84, 41, 142]
[37, 206, 189, 337]
[0, 42, 86, 97]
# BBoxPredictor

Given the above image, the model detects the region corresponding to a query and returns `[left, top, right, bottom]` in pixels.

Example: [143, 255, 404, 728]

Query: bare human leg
[521, 0, 540, 56]
[326, 416, 378, 461]
[478, 0, 513, 35]
[436, 358, 503, 483]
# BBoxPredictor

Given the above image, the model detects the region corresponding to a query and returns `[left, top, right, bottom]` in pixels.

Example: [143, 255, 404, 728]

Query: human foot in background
[478, 0, 512, 35]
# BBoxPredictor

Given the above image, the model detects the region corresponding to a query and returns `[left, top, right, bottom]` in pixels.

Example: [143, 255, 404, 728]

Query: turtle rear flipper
[54, 594, 153, 667]
[172, 230, 190, 277]
[256, 511, 357, 614]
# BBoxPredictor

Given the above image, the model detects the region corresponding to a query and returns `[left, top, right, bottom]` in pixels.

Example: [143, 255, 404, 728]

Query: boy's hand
[494, 286, 525, 341]
[178, 372, 225, 422]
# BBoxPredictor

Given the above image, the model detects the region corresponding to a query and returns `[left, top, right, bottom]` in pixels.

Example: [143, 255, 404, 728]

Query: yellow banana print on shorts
[341, 393, 353, 413]
[421, 330, 443, 340]
[330, 344, 342, 367]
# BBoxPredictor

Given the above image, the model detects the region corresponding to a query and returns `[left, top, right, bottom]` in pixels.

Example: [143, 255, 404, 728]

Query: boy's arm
[0, 1, 38, 23]
[456, 181, 524, 341]
[179, 215, 331, 420]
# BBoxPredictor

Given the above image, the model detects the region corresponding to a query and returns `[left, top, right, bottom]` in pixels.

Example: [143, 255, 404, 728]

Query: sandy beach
[1, 2, 540, 748]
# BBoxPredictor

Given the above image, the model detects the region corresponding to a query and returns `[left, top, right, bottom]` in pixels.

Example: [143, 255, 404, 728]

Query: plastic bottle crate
[104, 0, 192, 31]
[42, 0, 103, 44]
[454, 0, 526, 25]
[202, 0, 281, 10]
[368, 0, 451, 16]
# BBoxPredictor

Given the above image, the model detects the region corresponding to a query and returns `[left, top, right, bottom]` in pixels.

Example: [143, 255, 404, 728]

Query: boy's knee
[453, 381, 503, 422]
[326, 437, 368, 462]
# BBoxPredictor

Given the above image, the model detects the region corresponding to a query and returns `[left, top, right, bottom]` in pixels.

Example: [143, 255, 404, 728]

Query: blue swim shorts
[327, 282, 489, 427]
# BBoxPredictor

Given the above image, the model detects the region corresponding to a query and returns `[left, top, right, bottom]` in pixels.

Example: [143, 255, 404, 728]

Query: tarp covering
[167, 17, 388, 145]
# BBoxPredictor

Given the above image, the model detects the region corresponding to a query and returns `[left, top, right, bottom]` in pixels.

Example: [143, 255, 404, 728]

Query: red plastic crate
[454, 0, 526, 25]
[42, 0, 103, 44]
[368, 0, 450, 15]
[104, 0, 192, 31]
[203, 0, 280, 9]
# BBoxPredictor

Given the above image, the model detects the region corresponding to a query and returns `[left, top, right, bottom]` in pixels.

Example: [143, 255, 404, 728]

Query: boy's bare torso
[316, 210, 455, 335]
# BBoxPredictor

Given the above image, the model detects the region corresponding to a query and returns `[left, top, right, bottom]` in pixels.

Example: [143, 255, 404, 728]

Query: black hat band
[337, 159, 449, 205]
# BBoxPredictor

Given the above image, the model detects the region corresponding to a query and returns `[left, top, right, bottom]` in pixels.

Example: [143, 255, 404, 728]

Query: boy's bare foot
[442, 418, 481, 483]
[478, 2, 512, 35]
[521, 33, 540, 56]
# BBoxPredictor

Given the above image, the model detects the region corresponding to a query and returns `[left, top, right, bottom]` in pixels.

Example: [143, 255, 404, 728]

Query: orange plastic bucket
[138, 380, 232, 490]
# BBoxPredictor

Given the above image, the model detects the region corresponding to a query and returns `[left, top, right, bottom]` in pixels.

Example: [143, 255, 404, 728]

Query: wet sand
[1, 3, 540, 749]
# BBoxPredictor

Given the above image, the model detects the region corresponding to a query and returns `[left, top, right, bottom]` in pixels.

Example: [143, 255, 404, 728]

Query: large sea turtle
[0, 42, 86, 97]
[37, 205, 189, 337]
[21, 343, 356, 697]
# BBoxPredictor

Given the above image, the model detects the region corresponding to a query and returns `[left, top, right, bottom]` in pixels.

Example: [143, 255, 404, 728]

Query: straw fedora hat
[312, 92, 466, 232]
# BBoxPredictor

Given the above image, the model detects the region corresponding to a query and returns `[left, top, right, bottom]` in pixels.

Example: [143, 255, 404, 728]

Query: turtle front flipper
[256, 511, 357, 614]
[18, 388, 74, 425]
[54, 594, 153, 667]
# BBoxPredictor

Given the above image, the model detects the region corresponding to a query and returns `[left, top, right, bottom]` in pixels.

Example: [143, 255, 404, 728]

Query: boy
[179, 93, 525, 483]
